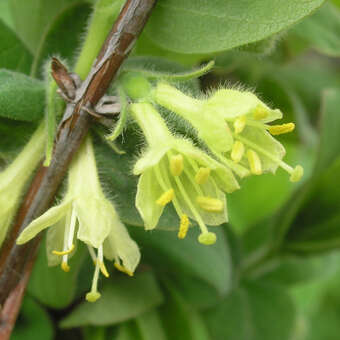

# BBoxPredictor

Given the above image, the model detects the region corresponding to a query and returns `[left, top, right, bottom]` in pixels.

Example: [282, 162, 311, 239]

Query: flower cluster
[0, 65, 304, 303]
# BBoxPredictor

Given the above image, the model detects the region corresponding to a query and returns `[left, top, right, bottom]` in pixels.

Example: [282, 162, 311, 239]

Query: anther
[85, 291, 101, 302]
[198, 232, 217, 245]
[99, 261, 110, 278]
[61, 261, 70, 272]
[231, 141, 245, 163]
[170, 154, 184, 176]
[195, 167, 211, 185]
[52, 244, 75, 256]
[178, 215, 190, 239]
[156, 189, 174, 206]
[114, 261, 133, 276]
[196, 196, 224, 212]
[269, 123, 295, 135]
[234, 116, 246, 134]
[253, 105, 269, 120]
[247, 149, 262, 175]
[290, 165, 304, 182]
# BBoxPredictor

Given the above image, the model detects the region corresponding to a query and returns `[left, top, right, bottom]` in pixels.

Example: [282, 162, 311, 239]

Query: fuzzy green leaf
[144, 0, 325, 54]
[0, 69, 45, 121]
[0, 19, 32, 73]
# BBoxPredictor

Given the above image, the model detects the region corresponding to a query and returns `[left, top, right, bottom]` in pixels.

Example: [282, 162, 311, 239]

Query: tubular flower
[130, 102, 239, 245]
[154, 83, 303, 182]
[0, 123, 45, 246]
[17, 136, 140, 302]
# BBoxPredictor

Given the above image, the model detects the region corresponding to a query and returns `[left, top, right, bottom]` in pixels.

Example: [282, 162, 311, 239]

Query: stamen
[269, 123, 295, 135]
[172, 172, 210, 237]
[247, 150, 262, 175]
[156, 189, 174, 206]
[196, 196, 224, 212]
[87, 245, 97, 265]
[170, 154, 184, 176]
[178, 214, 189, 239]
[98, 245, 109, 278]
[290, 165, 304, 182]
[86, 248, 101, 303]
[61, 261, 70, 272]
[195, 167, 211, 185]
[60, 207, 77, 272]
[52, 243, 75, 256]
[231, 141, 245, 163]
[198, 232, 216, 245]
[253, 105, 269, 120]
[234, 116, 246, 134]
[114, 261, 133, 276]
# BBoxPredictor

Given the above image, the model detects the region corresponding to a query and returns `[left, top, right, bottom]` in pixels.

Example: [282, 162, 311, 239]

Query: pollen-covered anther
[52, 243, 75, 256]
[196, 196, 224, 212]
[231, 141, 245, 163]
[269, 123, 295, 135]
[290, 165, 304, 182]
[234, 116, 246, 134]
[156, 189, 174, 206]
[195, 167, 211, 185]
[99, 261, 110, 278]
[247, 149, 262, 175]
[253, 104, 269, 120]
[178, 214, 190, 239]
[114, 261, 133, 277]
[198, 232, 217, 245]
[170, 154, 184, 176]
[61, 261, 70, 272]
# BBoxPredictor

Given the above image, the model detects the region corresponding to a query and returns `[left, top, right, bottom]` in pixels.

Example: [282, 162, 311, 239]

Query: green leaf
[12, 296, 53, 340]
[0, 69, 45, 121]
[314, 89, 340, 174]
[0, 19, 32, 73]
[259, 253, 340, 287]
[135, 309, 168, 340]
[280, 89, 340, 253]
[9, 0, 81, 54]
[0, 118, 37, 161]
[31, 1, 92, 77]
[144, 0, 325, 54]
[161, 283, 211, 340]
[27, 238, 86, 309]
[205, 281, 296, 340]
[130, 226, 232, 297]
[0, 1, 14, 29]
[60, 271, 164, 328]
[133, 33, 207, 67]
[293, 3, 340, 57]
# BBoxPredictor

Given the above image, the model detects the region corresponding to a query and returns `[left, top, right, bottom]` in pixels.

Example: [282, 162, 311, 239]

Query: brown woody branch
[0, 0, 156, 338]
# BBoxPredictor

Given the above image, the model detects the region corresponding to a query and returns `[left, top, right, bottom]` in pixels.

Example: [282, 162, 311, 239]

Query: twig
[0, 0, 156, 338]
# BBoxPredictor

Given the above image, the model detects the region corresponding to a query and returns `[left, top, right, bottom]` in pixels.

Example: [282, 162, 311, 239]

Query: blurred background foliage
[0, 0, 340, 339]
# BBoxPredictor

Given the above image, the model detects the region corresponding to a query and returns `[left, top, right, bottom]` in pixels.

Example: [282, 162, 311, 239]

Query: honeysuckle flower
[0, 123, 45, 246]
[154, 82, 303, 182]
[130, 102, 239, 245]
[17, 136, 140, 302]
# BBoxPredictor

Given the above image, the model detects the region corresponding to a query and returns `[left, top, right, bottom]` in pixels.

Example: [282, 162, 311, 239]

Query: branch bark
[0, 0, 156, 338]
